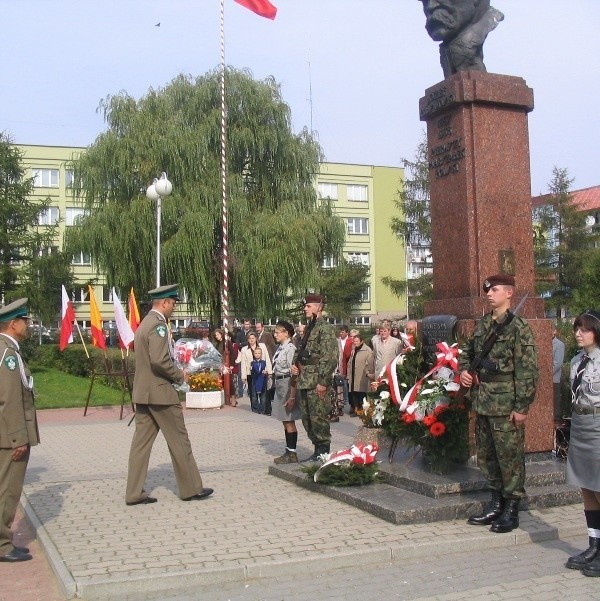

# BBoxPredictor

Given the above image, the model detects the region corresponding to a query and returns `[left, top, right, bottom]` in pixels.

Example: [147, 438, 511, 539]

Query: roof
[532, 185, 600, 212]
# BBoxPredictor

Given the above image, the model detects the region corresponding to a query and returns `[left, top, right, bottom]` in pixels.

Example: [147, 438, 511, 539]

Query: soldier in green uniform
[459, 275, 538, 533]
[0, 299, 39, 562]
[291, 294, 338, 461]
[125, 284, 213, 505]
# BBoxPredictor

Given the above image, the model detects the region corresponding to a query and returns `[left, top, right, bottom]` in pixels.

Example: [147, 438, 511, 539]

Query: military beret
[0, 298, 29, 322]
[303, 293, 325, 305]
[276, 320, 295, 339]
[148, 284, 180, 300]
[483, 275, 515, 292]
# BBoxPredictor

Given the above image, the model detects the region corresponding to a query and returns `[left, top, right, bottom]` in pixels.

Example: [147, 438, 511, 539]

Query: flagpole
[220, 0, 231, 402]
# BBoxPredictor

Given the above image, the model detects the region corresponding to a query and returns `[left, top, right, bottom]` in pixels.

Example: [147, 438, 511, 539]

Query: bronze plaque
[499, 250, 515, 275]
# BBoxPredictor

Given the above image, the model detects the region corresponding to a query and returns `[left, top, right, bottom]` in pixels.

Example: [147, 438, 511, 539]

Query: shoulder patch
[156, 324, 167, 338]
[4, 355, 17, 371]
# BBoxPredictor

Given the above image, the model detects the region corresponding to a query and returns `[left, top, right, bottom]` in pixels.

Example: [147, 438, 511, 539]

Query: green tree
[66, 70, 345, 324]
[533, 167, 594, 316]
[572, 248, 600, 313]
[0, 133, 57, 302]
[319, 259, 370, 322]
[384, 134, 433, 318]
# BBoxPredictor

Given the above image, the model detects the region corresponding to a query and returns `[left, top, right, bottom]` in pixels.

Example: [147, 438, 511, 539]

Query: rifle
[455, 294, 528, 401]
[286, 313, 318, 407]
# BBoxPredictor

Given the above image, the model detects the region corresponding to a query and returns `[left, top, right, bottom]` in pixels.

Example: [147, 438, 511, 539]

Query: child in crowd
[250, 348, 268, 413]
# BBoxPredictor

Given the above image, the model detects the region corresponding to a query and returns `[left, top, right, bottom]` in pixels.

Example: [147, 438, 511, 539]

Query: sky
[2, 0, 599, 196]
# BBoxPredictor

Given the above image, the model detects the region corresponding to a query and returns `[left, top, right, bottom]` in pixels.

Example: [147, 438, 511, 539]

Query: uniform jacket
[458, 311, 538, 416]
[297, 317, 338, 390]
[132, 310, 183, 405]
[570, 347, 600, 408]
[0, 334, 39, 449]
[347, 344, 374, 393]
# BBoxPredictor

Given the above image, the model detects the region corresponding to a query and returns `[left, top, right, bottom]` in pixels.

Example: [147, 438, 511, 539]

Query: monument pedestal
[420, 71, 553, 453]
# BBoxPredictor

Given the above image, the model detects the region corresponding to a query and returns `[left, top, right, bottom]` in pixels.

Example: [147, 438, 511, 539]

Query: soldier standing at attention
[291, 294, 338, 461]
[126, 284, 213, 505]
[0, 299, 39, 562]
[459, 275, 538, 533]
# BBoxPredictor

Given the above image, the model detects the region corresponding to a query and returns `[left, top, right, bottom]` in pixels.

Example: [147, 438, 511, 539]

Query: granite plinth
[270, 447, 581, 525]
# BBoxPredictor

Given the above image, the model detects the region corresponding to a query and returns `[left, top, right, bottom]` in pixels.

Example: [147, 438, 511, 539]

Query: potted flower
[186, 370, 224, 409]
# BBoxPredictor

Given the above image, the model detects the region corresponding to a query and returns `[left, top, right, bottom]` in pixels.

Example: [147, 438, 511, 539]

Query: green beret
[0, 298, 29, 322]
[148, 284, 180, 300]
[483, 275, 515, 292]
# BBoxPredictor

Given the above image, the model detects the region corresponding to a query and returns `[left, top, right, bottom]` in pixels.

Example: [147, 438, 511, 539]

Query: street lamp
[146, 172, 173, 287]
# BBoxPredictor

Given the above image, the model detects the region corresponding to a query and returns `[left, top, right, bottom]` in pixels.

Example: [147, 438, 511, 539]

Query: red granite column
[420, 71, 553, 453]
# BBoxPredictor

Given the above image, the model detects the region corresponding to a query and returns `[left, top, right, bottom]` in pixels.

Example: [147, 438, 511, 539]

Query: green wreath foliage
[300, 462, 380, 486]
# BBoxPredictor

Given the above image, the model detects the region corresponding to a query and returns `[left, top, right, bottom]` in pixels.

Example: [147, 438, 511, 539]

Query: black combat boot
[566, 537, 600, 569]
[302, 446, 320, 462]
[467, 490, 504, 526]
[490, 499, 520, 533]
[582, 554, 600, 577]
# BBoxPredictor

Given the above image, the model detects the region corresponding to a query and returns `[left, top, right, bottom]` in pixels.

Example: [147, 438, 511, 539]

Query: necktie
[571, 354, 590, 402]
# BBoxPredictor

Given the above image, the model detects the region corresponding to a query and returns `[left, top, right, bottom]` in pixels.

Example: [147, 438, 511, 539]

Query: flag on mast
[128, 287, 140, 333]
[59, 285, 75, 351]
[88, 285, 107, 350]
[234, 0, 277, 20]
[112, 288, 135, 349]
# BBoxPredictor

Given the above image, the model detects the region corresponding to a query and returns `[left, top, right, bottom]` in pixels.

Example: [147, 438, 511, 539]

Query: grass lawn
[32, 366, 129, 410]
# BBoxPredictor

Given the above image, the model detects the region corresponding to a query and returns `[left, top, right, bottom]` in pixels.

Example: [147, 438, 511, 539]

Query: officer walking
[459, 275, 538, 533]
[0, 298, 39, 562]
[291, 294, 338, 461]
[125, 284, 213, 505]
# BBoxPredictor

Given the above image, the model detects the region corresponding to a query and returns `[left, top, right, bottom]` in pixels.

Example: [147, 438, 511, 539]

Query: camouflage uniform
[459, 311, 538, 500]
[297, 317, 338, 451]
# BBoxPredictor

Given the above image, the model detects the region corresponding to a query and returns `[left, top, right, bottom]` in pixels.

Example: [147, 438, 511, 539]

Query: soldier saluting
[290, 294, 338, 462]
[459, 275, 538, 533]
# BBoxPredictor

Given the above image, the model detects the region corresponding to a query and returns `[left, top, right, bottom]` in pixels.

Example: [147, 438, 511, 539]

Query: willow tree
[66, 69, 345, 323]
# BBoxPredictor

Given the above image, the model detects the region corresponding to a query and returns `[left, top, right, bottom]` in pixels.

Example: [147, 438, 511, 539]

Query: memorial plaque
[420, 315, 458, 364]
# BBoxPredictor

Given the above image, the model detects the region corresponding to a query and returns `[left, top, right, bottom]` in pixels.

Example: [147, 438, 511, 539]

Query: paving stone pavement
[1, 400, 596, 600]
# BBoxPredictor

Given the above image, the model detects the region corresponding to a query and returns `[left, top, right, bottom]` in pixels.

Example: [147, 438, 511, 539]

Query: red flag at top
[234, 0, 277, 20]
[128, 288, 140, 333]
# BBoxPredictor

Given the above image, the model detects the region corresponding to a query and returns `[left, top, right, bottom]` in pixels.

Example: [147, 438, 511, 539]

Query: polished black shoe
[582, 554, 600, 577]
[183, 488, 214, 501]
[467, 491, 504, 526]
[14, 546, 30, 554]
[490, 499, 520, 533]
[126, 496, 158, 506]
[566, 537, 600, 569]
[0, 548, 32, 562]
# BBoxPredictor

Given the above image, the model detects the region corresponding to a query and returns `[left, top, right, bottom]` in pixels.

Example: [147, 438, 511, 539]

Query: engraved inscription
[428, 136, 466, 178]
[420, 86, 454, 118]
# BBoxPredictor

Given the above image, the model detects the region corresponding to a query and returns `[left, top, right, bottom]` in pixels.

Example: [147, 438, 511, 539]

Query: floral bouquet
[363, 341, 469, 474]
[300, 443, 380, 486]
[174, 338, 224, 393]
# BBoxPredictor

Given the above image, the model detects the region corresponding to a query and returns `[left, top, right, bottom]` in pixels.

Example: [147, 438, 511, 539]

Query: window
[350, 316, 371, 325]
[72, 288, 88, 303]
[360, 286, 370, 303]
[65, 207, 88, 225]
[72, 251, 91, 265]
[32, 168, 59, 188]
[40, 246, 59, 257]
[347, 184, 368, 202]
[321, 256, 338, 269]
[347, 252, 369, 266]
[346, 218, 369, 235]
[38, 207, 60, 226]
[65, 169, 75, 188]
[102, 286, 114, 302]
[318, 182, 338, 200]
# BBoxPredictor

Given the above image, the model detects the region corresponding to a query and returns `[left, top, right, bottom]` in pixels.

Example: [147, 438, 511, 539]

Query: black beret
[483, 275, 515, 292]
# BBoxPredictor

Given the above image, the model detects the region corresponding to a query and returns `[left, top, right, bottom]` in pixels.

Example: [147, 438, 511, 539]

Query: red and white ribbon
[314, 443, 379, 482]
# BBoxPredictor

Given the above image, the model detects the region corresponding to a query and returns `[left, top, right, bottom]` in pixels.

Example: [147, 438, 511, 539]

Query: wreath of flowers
[188, 371, 223, 392]
[358, 341, 469, 474]
[300, 443, 380, 486]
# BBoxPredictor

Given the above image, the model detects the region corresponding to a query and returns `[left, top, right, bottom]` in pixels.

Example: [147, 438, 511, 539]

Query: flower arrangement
[188, 371, 223, 392]
[360, 341, 469, 474]
[300, 443, 380, 486]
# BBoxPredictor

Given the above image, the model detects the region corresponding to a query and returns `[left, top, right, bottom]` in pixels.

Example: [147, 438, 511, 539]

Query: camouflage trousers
[475, 414, 526, 500]
[299, 388, 331, 447]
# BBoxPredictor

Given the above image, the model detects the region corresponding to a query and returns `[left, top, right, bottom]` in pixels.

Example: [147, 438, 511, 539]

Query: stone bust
[419, 0, 504, 78]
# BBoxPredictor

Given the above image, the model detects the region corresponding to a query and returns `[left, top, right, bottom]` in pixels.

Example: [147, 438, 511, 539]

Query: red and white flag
[59, 285, 75, 351]
[128, 287, 140, 333]
[234, 0, 277, 20]
[112, 288, 135, 349]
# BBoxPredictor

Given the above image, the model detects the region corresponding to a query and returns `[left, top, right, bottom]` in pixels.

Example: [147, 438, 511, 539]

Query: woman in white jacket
[237, 332, 272, 411]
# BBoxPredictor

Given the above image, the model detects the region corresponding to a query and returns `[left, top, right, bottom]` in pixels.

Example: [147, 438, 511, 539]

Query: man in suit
[125, 284, 213, 505]
[0, 298, 39, 562]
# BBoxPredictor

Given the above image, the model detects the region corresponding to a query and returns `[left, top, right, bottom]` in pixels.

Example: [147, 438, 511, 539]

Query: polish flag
[59, 285, 75, 351]
[112, 288, 135, 349]
[234, 0, 277, 20]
